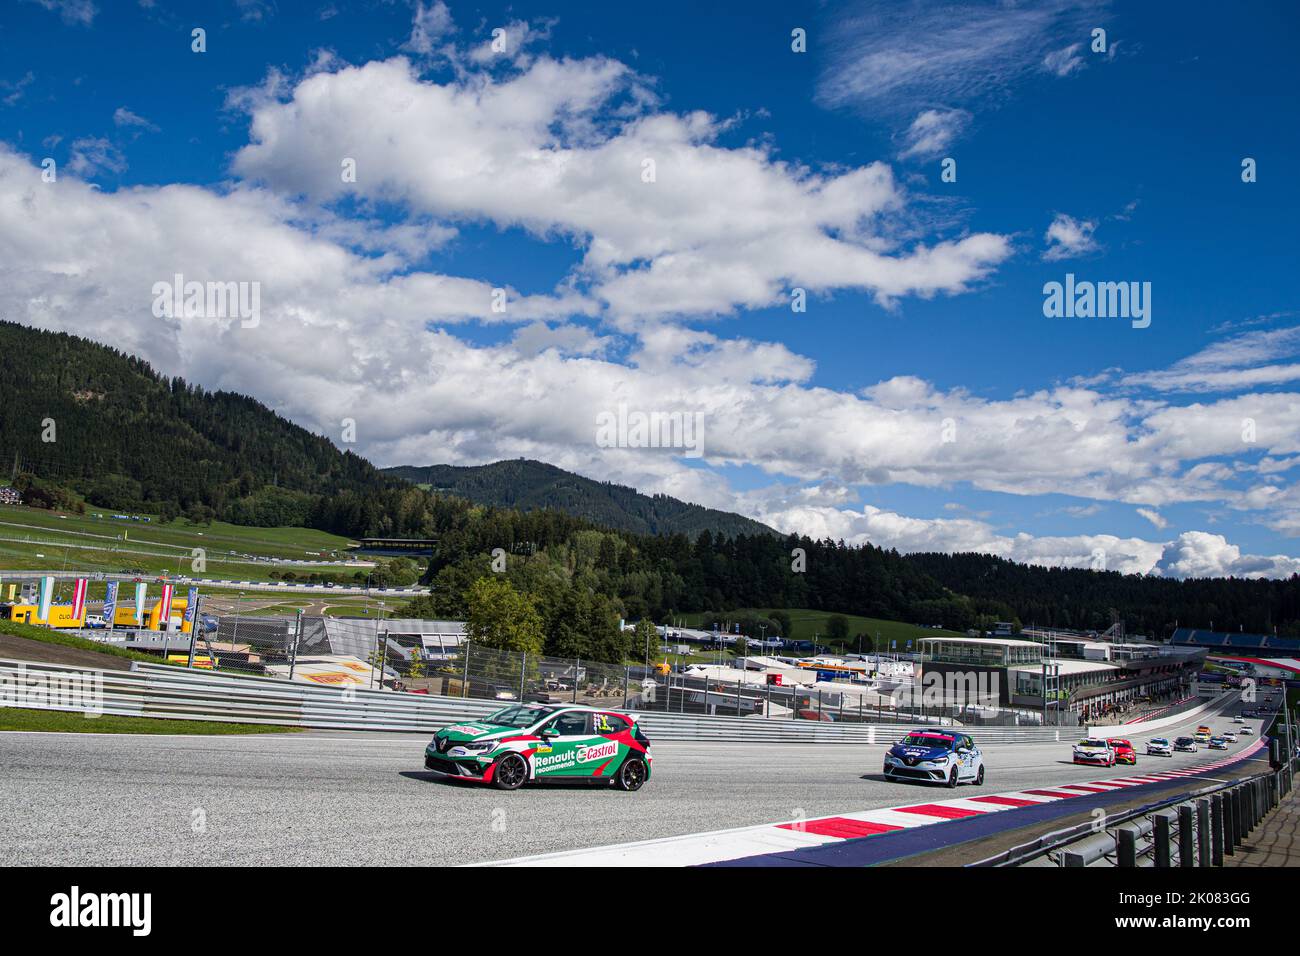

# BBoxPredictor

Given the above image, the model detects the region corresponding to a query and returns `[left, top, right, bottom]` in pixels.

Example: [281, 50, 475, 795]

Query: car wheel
[615, 756, 647, 792]
[491, 753, 529, 791]
[975, 765, 985, 786]
[947, 767, 959, 789]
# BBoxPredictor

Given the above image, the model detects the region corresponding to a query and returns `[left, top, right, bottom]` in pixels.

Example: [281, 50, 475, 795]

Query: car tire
[615, 755, 647, 792]
[947, 767, 959, 789]
[974, 765, 984, 786]
[491, 753, 529, 791]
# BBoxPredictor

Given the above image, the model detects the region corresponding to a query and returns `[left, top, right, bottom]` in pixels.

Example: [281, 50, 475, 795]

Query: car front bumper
[1073, 753, 1111, 764]
[425, 745, 494, 781]
[883, 759, 951, 782]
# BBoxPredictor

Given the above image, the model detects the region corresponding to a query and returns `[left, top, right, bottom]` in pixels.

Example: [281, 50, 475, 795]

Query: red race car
[1107, 737, 1137, 765]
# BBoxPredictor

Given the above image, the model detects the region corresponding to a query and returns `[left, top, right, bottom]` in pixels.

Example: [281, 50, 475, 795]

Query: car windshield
[1150, 739, 1168, 746]
[1108, 739, 1131, 748]
[1176, 737, 1194, 745]
[901, 733, 954, 749]
[1079, 739, 1108, 748]
[483, 705, 555, 728]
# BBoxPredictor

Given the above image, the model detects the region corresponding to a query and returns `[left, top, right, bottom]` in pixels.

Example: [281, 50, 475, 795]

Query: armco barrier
[0, 658, 1091, 744]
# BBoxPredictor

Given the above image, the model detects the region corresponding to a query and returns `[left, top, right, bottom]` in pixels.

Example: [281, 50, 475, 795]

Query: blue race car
[883, 729, 985, 787]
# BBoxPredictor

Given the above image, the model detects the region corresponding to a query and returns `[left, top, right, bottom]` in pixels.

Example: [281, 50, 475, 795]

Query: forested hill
[0, 320, 400, 528]
[903, 551, 1300, 638]
[384, 459, 777, 538]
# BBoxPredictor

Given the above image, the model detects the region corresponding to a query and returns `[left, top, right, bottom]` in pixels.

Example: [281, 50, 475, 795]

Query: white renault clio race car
[1146, 738, 1173, 757]
[1073, 737, 1116, 766]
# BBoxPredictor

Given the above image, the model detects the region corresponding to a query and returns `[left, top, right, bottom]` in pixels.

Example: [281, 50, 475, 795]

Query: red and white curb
[484, 740, 1266, 867]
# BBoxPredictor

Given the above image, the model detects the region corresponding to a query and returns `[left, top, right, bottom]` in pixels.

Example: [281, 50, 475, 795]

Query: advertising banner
[70, 578, 88, 621]
[134, 583, 148, 625]
[37, 576, 55, 621]
[102, 581, 119, 620]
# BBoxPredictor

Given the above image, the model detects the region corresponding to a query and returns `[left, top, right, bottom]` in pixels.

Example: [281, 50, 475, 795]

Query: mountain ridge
[383, 459, 778, 538]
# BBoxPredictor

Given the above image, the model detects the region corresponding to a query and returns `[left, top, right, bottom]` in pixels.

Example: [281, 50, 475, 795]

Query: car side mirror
[542, 727, 560, 738]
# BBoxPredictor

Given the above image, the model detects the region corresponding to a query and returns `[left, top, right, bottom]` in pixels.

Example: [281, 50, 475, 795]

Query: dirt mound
[0, 633, 134, 671]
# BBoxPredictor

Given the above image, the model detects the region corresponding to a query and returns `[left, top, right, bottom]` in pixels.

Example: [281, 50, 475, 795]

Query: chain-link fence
[174, 612, 1087, 726]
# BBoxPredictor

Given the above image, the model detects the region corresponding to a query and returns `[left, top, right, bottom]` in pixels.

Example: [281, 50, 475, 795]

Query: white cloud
[1042, 212, 1099, 260]
[113, 107, 159, 133]
[1124, 325, 1300, 393]
[1043, 43, 1086, 77]
[1154, 531, 1300, 579]
[818, 0, 1107, 112]
[229, 55, 1012, 320]
[1, 72, 35, 108]
[1136, 508, 1167, 529]
[402, 1, 455, 57]
[25, 0, 96, 26]
[735, 493, 1296, 580]
[897, 108, 970, 160]
[66, 137, 127, 177]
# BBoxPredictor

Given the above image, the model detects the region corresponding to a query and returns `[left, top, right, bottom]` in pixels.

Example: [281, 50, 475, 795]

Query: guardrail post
[574, 659, 580, 704]
[1178, 805, 1195, 867]
[1196, 799, 1210, 868]
[1153, 814, 1171, 867]
[1225, 788, 1237, 854]
[462, 647, 470, 698]
[1117, 827, 1137, 867]
[1211, 795, 1224, 866]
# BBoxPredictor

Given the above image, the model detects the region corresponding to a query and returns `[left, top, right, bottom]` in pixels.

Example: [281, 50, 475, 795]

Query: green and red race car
[424, 703, 652, 791]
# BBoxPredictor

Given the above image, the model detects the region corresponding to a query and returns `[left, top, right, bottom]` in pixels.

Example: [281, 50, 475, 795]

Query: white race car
[1146, 737, 1173, 757]
[1073, 738, 1116, 766]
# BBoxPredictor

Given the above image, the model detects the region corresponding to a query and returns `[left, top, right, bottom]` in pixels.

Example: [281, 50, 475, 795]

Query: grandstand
[1171, 627, 1300, 655]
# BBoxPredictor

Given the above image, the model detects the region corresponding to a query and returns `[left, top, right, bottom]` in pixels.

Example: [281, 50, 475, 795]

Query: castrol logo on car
[444, 725, 490, 736]
[577, 740, 619, 763]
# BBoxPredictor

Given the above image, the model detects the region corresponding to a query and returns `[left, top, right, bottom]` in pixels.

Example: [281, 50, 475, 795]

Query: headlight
[459, 740, 497, 751]
[931, 756, 949, 765]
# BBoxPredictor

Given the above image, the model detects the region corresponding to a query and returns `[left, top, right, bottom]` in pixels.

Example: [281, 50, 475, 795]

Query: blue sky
[2, 0, 1299, 578]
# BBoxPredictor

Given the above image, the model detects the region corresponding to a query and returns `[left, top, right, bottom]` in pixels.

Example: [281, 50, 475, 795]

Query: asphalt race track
[0, 696, 1270, 866]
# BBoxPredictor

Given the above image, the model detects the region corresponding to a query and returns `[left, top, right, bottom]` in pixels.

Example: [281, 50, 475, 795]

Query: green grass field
[680, 607, 962, 651]
[0, 503, 367, 583]
[0, 707, 299, 735]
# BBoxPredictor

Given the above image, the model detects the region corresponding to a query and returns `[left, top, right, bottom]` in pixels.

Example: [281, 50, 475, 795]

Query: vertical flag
[70, 578, 88, 622]
[184, 587, 198, 633]
[158, 582, 175, 630]
[134, 583, 148, 626]
[102, 581, 119, 625]
[36, 576, 55, 622]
